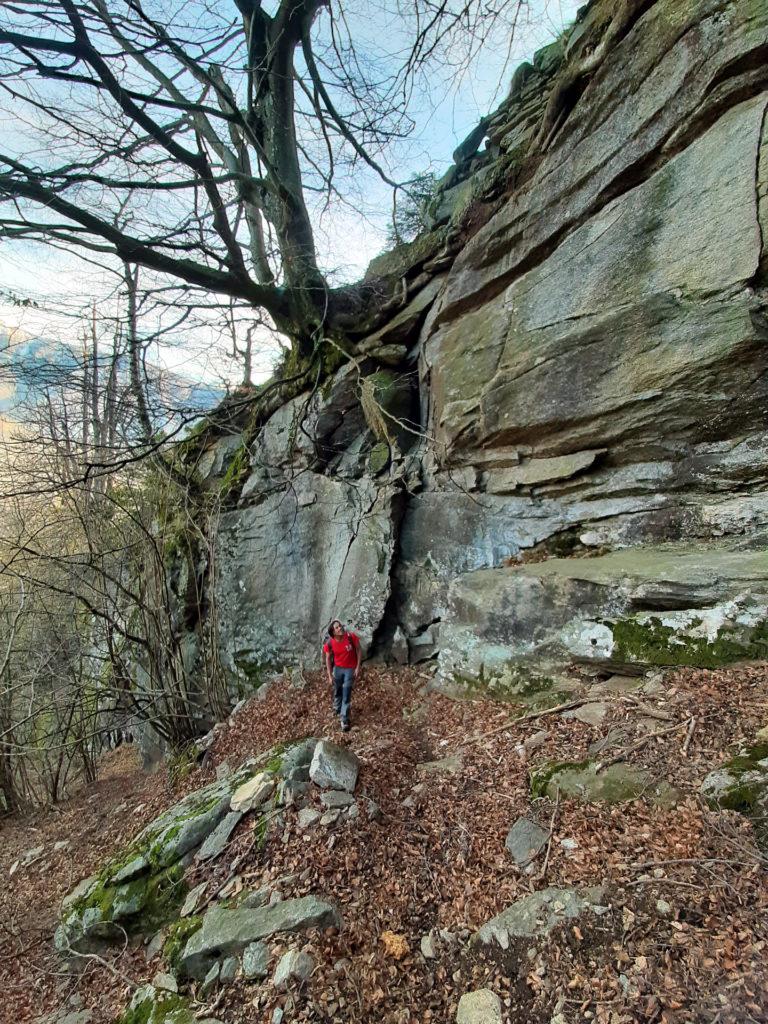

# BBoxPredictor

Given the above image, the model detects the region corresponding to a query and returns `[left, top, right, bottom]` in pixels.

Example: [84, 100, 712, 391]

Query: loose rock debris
[1, 663, 767, 1023]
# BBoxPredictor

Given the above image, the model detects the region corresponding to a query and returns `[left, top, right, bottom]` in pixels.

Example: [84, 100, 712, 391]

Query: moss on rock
[163, 916, 204, 973]
[610, 615, 768, 669]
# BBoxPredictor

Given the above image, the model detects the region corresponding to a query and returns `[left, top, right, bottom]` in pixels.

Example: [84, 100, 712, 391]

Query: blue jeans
[333, 667, 354, 724]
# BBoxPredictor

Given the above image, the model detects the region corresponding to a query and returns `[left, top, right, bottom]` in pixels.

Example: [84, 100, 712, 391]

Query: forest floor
[1, 662, 767, 1024]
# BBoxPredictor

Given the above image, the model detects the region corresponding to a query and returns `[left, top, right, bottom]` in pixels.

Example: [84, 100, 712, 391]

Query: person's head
[329, 619, 345, 639]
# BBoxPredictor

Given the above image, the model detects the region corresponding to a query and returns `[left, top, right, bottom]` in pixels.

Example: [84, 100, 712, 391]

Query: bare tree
[0, 0, 528, 360]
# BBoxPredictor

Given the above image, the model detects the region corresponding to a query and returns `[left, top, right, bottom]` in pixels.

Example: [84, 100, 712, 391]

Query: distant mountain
[0, 324, 224, 422]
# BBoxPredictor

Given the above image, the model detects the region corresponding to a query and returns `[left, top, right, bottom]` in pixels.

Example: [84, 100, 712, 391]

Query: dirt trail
[2, 664, 767, 1024]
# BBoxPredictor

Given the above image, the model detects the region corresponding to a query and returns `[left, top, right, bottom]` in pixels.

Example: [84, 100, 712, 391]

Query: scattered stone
[273, 948, 314, 989]
[320, 809, 341, 827]
[656, 899, 672, 916]
[197, 810, 244, 862]
[346, 802, 360, 821]
[53, 840, 71, 852]
[243, 941, 270, 980]
[417, 752, 462, 775]
[456, 989, 503, 1024]
[256, 682, 271, 702]
[269, 890, 283, 905]
[179, 896, 341, 979]
[218, 875, 246, 901]
[151, 972, 178, 993]
[181, 881, 208, 918]
[594, 675, 643, 695]
[219, 956, 239, 984]
[277, 779, 309, 807]
[20, 846, 44, 868]
[562, 702, 608, 727]
[272, 1009, 284, 1024]
[420, 932, 438, 959]
[505, 817, 550, 867]
[201, 962, 220, 994]
[241, 888, 270, 909]
[559, 838, 579, 854]
[145, 929, 166, 961]
[216, 762, 232, 781]
[475, 887, 606, 949]
[297, 808, 321, 829]
[321, 790, 355, 809]
[310, 739, 360, 792]
[231, 772, 275, 813]
[364, 798, 382, 822]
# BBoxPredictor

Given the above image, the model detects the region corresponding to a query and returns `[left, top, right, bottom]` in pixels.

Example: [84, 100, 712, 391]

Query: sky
[0, 0, 580, 390]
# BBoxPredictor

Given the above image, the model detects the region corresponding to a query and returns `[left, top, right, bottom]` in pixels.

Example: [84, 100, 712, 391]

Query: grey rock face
[310, 740, 360, 793]
[179, 896, 342, 979]
[475, 887, 606, 949]
[504, 818, 549, 868]
[163, 0, 768, 692]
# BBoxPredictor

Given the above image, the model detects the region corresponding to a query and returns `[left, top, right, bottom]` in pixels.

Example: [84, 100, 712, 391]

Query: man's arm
[325, 648, 333, 683]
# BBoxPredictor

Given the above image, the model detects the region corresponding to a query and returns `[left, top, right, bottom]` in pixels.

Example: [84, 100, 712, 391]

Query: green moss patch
[531, 760, 680, 807]
[116, 990, 195, 1024]
[610, 616, 768, 669]
[162, 916, 203, 973]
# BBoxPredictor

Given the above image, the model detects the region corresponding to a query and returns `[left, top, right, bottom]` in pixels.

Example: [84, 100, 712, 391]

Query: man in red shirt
[323, 619, 361, 732]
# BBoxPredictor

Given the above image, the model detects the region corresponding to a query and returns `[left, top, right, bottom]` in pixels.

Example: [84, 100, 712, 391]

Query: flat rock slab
[310, 740, 360, 793]
[456, 989, 503, 1024]
[532, 761, 680, 807]
[475, 886, 606, 949]
[196, 811, 243, 862]
[505, 817, 549, 867]
[562, 702, 608, 727]
[231, 772, 275, 812]
[320, 790, 355, 809]
[180, 896, 341, 979]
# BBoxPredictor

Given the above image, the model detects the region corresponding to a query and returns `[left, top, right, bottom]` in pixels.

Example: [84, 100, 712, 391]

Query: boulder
[475, 886, 607, 949]
[179, 896, 342, 979]
[456, 990, 503, 1024]
[310, 740, 360, 793]
[273, 948, 314, 989]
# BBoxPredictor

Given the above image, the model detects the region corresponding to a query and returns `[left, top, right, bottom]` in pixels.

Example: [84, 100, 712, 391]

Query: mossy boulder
[116, 985, 222, 1024]
[702, 744, 768, 817]
[530, 760, 680, 807]
[56, 741, 311, 955]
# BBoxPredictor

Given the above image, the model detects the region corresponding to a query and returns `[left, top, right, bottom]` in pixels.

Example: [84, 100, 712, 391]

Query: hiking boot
[341, 720, 350, 733]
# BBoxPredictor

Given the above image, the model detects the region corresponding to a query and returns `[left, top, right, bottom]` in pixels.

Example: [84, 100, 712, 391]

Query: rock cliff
[180, 0, 768, 696]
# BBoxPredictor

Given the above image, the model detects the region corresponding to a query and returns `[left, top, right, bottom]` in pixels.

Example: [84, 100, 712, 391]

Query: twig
[681, 716, 697, 755]
[539, 786, 559, 881]
[594, 719, 688, 773]
[62, 944, 137, 989]
[629, 858, 751, 870]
